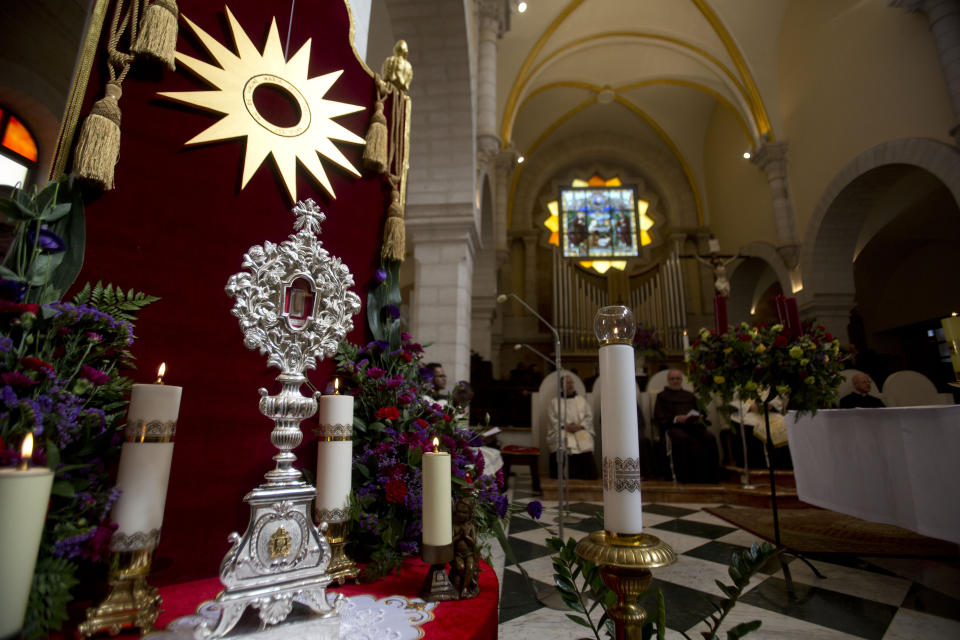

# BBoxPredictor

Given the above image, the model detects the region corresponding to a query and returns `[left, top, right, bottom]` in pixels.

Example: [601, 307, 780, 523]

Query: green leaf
[726, 620, 761, 639]
[50, 480, 75, 497]
[565, 614, 593, 628]
[39, 202, 71, 223]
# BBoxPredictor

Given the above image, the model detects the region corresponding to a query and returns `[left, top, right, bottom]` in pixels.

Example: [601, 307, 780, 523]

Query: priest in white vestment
[546, 376, 598, 479]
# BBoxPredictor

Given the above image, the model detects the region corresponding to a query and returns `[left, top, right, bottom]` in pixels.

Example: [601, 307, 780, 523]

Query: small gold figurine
[448, 496, 480, 599]
[381, 40, 413, 92]
[268, 526, 292, 558]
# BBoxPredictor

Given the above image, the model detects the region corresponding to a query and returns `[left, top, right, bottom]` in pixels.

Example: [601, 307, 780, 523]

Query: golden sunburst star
[159, 6, 365, 201]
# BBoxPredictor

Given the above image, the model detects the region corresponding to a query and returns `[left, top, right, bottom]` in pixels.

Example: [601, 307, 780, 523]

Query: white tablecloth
[786, 405, 960, 544]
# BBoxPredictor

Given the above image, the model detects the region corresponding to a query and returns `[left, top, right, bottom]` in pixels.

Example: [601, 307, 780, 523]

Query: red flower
[798, 370, 809, 379]
[376, 406, 400, 421]
[80, 365, 110, 386]
[399, 352, 413, 362]
[738, 333, 752, 342]
[384, 477, 408, 503]
[21, 357, 55, 374]
[774, 335, 789, 347]
[442, 413, 452, 422]
[824, 332, 834, 342]
[0, 300, 39, 315]
[2, 371, 38, 387]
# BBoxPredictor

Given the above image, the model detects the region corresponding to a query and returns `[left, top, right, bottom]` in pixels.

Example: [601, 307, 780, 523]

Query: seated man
[729, 394, 792, 470]
[653, 370, 719, 483]
[839, 373, 886, 408]
[546, 375, 598, 480]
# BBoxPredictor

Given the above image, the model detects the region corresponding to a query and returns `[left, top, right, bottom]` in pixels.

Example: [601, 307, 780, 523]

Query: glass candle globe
[594, 305, 636, 345]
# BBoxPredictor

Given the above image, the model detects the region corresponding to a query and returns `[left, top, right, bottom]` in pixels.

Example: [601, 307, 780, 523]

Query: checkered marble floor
[496, 475, 960, 639]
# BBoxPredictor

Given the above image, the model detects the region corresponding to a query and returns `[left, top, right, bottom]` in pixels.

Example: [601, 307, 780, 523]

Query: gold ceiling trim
[690, 0, 773, 139]
[506, 94, 704, 229]
[613, 95, 704, 227]
[522, 31, 747, 103]
[500, 1, 774, 146]
[517, 79, 753, 143]
[500, 0, 587, 148]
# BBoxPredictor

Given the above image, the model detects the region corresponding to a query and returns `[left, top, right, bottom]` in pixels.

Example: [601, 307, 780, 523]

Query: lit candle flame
[156, 363, 166, 384]
[334, 378, 340, 395]
[18, 433, 33, 470]
[432, 437, 439, 454]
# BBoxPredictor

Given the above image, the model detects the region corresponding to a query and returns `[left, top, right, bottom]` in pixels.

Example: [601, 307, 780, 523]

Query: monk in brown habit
[653, 370, 720, 483]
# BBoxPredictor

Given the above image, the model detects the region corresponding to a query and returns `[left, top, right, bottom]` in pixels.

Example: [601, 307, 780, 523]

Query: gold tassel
[363, 99, 388, 174]
[382, 188, 405, 262]
[73, 82, 123, 191]
[131, 0, 178, 70]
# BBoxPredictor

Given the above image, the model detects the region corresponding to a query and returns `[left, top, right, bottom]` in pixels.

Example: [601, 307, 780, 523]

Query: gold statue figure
[448, 496, 480, 599]
[382, 40, 413, 92]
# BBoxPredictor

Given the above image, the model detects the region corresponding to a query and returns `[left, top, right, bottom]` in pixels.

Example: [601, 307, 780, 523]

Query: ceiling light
[518, 2, 528, 13]
[742, 151, 751, 160]
[597, 88, 616, 105]
[517, 155, 525, 164]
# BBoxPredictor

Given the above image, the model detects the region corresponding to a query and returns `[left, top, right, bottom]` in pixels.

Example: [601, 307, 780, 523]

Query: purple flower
[2, 385, 17, 409]
[387, 304, 400, 319]
[526, 500, 543, 520]
[366, 367, 386, 379]
[0, 335, 11, 353]
[398, 540, 419, 555]
[80, 365, 110, 386]
[0, 279, 27, 302]
[375, 268, 387, 283]
[26, 228, 66, 253]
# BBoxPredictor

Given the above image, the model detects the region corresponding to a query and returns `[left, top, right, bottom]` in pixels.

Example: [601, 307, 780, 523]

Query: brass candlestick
[324, 521, 360, 584]
[419, 543, 457, 602]
[574, 531, 676, 640]
[77, 548, 161, 637]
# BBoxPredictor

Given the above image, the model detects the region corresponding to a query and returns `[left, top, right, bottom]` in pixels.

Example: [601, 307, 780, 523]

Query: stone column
[750, 141, 800, 268]
[408, 207, 479, 384]
[520, 231, 539, 314]
[477, 0, 507, 150]
[798, 292, 857, 345]
[891, 0, 960, 144]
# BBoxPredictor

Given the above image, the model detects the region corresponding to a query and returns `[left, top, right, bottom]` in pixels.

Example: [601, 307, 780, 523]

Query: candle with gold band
[111, 363, 182, 550]
[942, 314, 960, 385]
[315, 378, 353, 523]
[422, 437, 452, 547]
[0, 433, 55, 638]
[594, 305, 644, 535]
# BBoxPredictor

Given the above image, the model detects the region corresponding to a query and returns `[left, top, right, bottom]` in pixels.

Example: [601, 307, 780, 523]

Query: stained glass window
[0, 109, 37, 188]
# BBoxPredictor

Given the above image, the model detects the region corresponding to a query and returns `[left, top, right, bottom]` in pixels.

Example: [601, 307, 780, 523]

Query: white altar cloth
[786, 405, 960, 544]
[146, 594, 436, 640]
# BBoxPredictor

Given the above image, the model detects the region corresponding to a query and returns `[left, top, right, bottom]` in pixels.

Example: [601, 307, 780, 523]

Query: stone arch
[511, 132, 698, 233]
[799, 138, 960, 337]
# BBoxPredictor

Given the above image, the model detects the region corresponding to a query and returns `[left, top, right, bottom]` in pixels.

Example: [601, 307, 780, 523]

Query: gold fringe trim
[73, 82, 123, 190]
[363, 99, 388, 173]
[381, 189, 405, 261]
[131, 0, 178, 70]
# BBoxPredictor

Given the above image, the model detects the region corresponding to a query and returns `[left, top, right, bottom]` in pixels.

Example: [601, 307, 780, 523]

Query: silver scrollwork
[602, 456, 643, 493]
[225, 199, 361, 375]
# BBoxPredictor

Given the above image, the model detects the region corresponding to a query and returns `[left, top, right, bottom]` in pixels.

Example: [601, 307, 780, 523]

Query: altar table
[786, 405, 960, 544]
[148, 558, 498, 640]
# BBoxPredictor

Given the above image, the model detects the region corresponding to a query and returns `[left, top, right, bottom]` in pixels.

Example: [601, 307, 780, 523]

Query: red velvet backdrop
[72, 2, 384, 584]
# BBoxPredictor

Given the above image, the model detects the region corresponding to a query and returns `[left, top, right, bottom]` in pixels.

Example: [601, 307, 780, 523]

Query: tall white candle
[599, 343, 644, 534]
[315, 391, 353, 522]
[422, 439, 452, 547]
[682, 330, 690, 361]
[111, 366, 182, 550]
[0, 436, 54, 637]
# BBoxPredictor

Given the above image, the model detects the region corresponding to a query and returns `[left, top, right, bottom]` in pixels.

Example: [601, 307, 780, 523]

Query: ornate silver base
[195, 484, 342, 639]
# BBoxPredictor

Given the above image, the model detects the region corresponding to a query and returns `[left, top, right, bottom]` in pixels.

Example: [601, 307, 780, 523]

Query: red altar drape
[70, 1, 388, 585]
[153, 559, 499, 640]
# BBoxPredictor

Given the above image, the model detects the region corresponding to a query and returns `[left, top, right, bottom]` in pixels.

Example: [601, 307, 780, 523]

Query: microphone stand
[499, 294, 567, 610]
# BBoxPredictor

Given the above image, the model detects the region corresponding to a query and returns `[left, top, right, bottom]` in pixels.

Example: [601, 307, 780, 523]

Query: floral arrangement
[687, 321, 844, 415]
[0, 180, 156, 638]
[333, 264, 535, 580]
[633, 323, 665, 359]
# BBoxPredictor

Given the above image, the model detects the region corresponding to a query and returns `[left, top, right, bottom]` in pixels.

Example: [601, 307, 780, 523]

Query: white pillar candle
[315, 393, 354, 522]
[111, 376, 182, 550]
[422, 442, 452, 547]
[599, 343, 644, 535]
[0, 452, 54, 637]
[682, 330, 690, 361]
